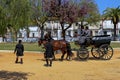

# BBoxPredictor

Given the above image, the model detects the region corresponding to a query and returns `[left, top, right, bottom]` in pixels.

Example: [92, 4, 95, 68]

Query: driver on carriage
[76, 25, 92, 49]
[78, 25, 86, 48]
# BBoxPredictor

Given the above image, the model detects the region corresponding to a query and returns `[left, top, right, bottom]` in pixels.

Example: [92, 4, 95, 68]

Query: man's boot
[15, 58, 18, 63]
[49, 60, 52, 67]
[45, 59, 49, 66]
[21, 58, 23, 64]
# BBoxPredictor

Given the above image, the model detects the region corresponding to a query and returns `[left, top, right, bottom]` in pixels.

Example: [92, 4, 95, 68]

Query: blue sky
[95, 0, 120, 14]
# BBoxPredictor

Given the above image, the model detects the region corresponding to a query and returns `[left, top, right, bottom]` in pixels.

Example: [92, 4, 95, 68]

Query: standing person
[14, 40, 24, 64]
[78, 25, 86, 44]
[85, 26, 92, 37]
[98, 25, 104, 35]
[44, 39, 54, 67]
[73, 31, 78, 41]
[44, 31, 53, 41]
[77, 25, 85, 37]
[80, 25, 86, 36]
[66, 43, 73, 60]
[85, 26, 92, 45]
[73, 31, 78, 45]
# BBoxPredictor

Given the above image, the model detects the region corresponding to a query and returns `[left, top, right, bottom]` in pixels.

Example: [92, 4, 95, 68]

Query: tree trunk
[2, 35, 4, 42]
[26, 27, 29, 38]
[60, 23, 66, 40]
[15, 31, 18, 41]
[11, 31, 15, 42]
[40, 24, 44, 39]
[60, 23, 72, 41]
[81, 21, 84, 27]
[27, 32, 29, 38]
[62, 30, 66, 40]
[113, 23, 117, 41]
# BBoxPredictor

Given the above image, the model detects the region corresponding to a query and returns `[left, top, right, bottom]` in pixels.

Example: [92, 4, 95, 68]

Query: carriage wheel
[91, 47, 104, 59]
[99, 44, 113, 60]
[77, 49, 89, 60]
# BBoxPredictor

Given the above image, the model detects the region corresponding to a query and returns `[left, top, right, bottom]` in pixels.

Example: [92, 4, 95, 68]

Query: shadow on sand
[72, 56, 104, 62]
[37, 58, 63, 62]
[117, 57, 120, 59]
[0, 54, 2, 57]
[0, 70, 32, 80]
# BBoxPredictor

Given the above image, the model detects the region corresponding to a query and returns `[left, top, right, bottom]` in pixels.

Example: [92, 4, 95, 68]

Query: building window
[53, 30, 57, 37]
[19, 33, 22, 38]
[32, 33, 35, 37]
[27, 32, 29, 38]
[68, 30, 71, 36]
[95, 31, 98, 35]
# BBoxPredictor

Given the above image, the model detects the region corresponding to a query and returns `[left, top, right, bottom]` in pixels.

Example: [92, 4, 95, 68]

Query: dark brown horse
[38, 39, 72, 60]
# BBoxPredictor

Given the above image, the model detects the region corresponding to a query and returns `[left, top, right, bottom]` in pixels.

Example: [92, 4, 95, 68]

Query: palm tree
[103, 6, 120, 41]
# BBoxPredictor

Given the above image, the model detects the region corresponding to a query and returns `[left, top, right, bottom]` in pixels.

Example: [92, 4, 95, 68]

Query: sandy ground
[0, 49, 120, 80]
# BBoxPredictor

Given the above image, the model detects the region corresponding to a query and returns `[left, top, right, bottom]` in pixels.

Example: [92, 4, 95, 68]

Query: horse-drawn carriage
[38, 33, 114, 61]
[76, 35, 114, 60]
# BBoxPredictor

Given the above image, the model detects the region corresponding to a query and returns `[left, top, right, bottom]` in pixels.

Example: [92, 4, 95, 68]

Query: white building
[1, 20, 120, 42]
[17, 26, 39, 42]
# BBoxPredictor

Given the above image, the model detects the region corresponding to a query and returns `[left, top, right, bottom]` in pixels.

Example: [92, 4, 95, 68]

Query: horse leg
[52, 52, 56, 60]
[66, 52, 73, 61]
[66, 53, 70, 60]
[65, 51, 71, 60]
[60, 51, 66, 61]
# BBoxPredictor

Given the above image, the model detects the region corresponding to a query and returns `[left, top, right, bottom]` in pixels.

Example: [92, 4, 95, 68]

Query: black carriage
[76, 35, 114, 60]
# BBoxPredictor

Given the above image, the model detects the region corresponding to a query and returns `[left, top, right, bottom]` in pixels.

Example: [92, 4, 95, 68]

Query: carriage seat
[92, 35, 111, 41]
[92, 35, 111, 46]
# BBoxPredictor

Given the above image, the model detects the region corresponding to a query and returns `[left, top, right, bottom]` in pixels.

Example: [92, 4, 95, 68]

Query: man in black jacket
[14, 40, 24, 64]
[44, 39, 54, 67]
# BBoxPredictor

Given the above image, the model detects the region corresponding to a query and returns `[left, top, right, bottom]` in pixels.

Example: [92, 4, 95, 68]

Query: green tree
[30, 0, 48, 39]
[7, 0, 32, 41]
[103, 6, 120, 41]
[0, 0, 9, 42]
[43, 0, 100, 39]
[43, 0, 79, 39]
[78, 0, 100, 27]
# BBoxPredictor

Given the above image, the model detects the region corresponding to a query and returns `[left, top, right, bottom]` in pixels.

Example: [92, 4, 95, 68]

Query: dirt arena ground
[0, 49, 120, 80]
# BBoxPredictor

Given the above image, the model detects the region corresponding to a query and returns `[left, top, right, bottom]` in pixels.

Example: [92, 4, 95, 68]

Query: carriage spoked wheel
[98, 44, 113, 60]
[91, 47, 104, 59]
[77, 49, 89, 60]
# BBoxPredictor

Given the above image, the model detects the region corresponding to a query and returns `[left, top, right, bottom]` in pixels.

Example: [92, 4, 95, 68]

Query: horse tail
[66, 42, 73, 57]
[65, 42, 74, 60]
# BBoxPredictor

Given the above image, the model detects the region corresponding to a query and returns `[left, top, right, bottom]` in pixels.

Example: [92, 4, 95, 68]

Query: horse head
[38, 39, 43, 46]
[38, 39, 48, 46]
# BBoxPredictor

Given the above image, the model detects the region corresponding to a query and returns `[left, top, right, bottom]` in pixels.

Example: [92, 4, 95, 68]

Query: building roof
[29, 26, 38, 31]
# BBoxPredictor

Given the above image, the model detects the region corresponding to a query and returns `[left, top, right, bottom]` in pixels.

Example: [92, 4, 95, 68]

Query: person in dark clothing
[85, 26, 92, 46]
[66, 43, 73, 60]
[44, 39, 54, 67]
[44, 31, 54, 41]
[14, 40, 24, 64]
[78, 25, 86, 49]
[85, 26, 92, 37]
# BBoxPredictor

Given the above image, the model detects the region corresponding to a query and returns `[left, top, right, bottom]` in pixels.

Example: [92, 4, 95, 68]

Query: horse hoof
[59, 59, 63, 61]
[52, 58, 56, 61]
[67, 58, 72, 61]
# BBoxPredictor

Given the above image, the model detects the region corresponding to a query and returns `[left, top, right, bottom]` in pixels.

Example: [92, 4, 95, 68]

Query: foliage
[0, 1, 8, 39]
[0, 0, 32, 41]
[0, 0, 100, 41]
[30, 0, 49, 39]
[78, 0, 100, 26]
[43, 0, 100, 39]
[43, 0, 79, 39]
[103, 6, 120, 40]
